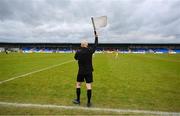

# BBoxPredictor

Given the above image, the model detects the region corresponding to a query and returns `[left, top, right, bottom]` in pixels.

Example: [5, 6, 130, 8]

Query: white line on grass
[0, 60, 75, 85]
[0, 101, 179, 115]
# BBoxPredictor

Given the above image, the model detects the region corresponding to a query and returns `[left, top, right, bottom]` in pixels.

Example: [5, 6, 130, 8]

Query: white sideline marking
[0, 60, 75, 85]
[0, 102, 179, 115]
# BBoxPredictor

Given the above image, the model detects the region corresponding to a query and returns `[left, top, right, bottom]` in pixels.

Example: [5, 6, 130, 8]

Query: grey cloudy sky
[0, 0, 180, 43]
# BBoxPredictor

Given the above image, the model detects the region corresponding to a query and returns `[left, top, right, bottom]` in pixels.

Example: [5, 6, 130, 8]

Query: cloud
[0, 0, 180, 43]
[109, 31, 176, 43]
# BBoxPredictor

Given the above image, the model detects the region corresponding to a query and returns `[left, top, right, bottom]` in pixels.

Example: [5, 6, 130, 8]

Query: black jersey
[74, 37, 98, 74]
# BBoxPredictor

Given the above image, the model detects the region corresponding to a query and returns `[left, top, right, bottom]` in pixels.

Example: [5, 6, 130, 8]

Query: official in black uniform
[73, 32, 98, 107]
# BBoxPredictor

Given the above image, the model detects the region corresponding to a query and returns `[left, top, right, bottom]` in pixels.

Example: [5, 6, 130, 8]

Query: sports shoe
[72, 99, 80, 104]
[87, 102, 92, 107]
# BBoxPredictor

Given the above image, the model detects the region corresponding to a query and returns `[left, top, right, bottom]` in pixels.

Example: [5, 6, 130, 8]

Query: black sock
[87, 89, 92, 103]
[76, 88, 80, 101]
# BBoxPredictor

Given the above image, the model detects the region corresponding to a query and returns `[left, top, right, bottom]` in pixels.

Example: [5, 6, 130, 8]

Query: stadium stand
[152, 48, 169, 53]
[173, 49, 180, 53]
[0, 42, 180, 54]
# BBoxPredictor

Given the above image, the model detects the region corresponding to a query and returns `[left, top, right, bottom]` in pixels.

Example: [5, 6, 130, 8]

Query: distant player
[115, 49, 119, 59]
[73, 31, 98, 107]
[5, 48, 8, 54]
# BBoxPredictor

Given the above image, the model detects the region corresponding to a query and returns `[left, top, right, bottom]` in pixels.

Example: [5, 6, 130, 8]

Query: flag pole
[91, 17, 97, 36]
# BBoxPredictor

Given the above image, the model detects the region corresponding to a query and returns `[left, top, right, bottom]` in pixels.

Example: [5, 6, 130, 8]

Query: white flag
[93, 16, 107, 29]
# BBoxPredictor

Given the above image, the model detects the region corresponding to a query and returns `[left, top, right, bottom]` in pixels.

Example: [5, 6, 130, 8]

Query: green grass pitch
[0, 53, 180, 115]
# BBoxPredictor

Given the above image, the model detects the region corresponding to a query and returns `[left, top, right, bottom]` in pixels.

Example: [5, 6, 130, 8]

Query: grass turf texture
[0, 53, 180, 115]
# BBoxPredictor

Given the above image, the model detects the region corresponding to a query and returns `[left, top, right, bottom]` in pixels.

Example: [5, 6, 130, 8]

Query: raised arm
[91, 31, 98, 53]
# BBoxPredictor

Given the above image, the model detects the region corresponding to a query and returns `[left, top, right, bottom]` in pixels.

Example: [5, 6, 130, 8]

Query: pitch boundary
[0, 101, 179, 115]
[0, 60, 75, 85]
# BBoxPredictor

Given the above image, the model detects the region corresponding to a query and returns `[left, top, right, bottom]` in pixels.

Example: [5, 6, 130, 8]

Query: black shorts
[77, 73, 93, 83]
